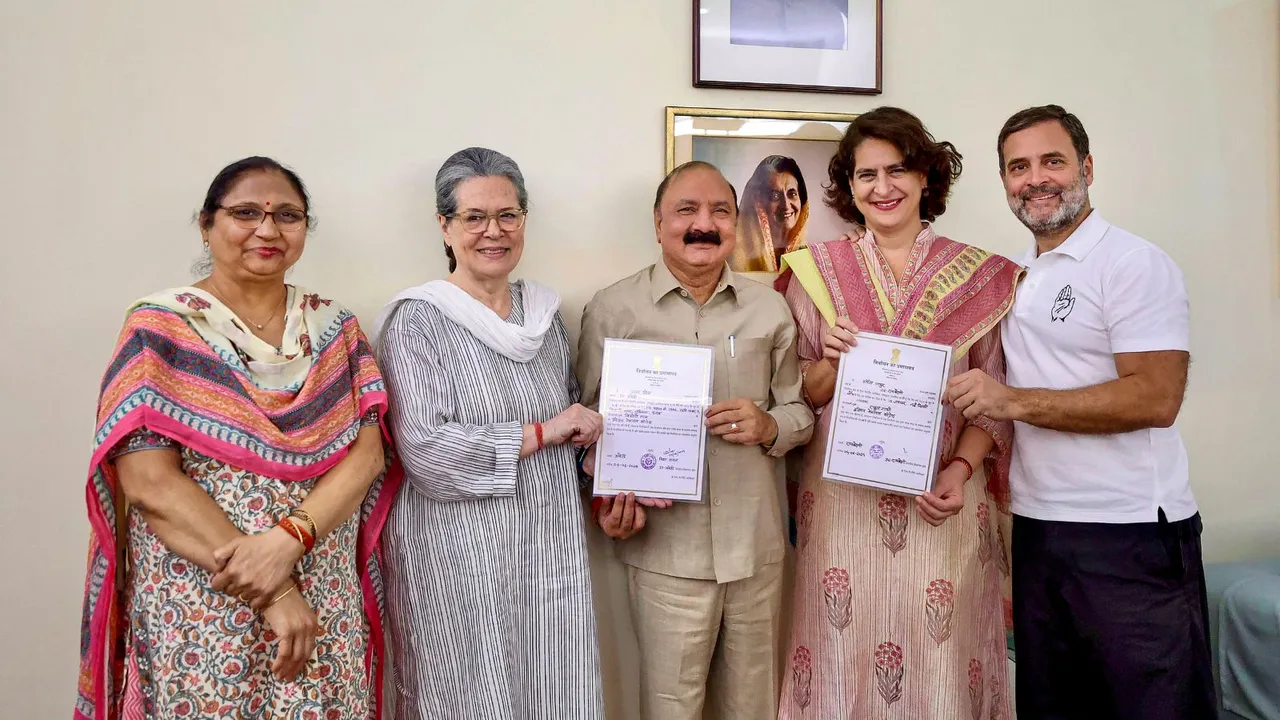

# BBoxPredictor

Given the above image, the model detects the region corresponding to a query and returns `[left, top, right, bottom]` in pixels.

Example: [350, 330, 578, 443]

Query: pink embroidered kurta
[779, 228, 1017, 719]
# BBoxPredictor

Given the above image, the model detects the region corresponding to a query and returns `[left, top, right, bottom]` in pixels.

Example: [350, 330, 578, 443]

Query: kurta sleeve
[379, 302, 523, 501]
[965, 324, 1013, 509]
[107, 428, 179, 460]
[763, 294, 816, 457]
[965, 326, 1013, 455]
[784, 273, 827, 369]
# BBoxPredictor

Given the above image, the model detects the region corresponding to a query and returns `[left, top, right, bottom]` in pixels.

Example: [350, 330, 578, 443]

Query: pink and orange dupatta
[777, 233, 1021, 509]
[75, 289, 402, 720]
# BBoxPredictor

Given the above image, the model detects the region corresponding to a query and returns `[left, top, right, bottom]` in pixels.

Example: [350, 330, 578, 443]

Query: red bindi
[265, 201, 271, 207]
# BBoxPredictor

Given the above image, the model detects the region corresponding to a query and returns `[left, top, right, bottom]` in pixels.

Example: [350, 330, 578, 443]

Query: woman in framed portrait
[732, 154, 811, 273]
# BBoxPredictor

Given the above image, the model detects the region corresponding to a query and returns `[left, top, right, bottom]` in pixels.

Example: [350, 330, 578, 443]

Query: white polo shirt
[1001, 210, 1197, 523]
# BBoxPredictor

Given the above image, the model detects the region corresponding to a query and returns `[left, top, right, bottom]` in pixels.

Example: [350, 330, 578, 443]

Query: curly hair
[824, 107, 963, 226]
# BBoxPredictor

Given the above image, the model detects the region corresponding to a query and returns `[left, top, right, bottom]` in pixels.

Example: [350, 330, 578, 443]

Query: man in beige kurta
[576, 161, 815, 720]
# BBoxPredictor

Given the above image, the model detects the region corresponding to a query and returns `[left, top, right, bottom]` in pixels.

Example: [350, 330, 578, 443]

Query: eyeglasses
[219, 205, 309, 230]
[447, 209, 527, 234]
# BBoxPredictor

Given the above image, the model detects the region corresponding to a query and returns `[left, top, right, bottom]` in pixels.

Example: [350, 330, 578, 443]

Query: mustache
[1019, 183, 1063, 201]
[683, 228, 722, 245]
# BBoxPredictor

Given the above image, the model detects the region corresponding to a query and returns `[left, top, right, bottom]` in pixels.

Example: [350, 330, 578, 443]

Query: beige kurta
[576, 261, 815, 584]
[577, 260, 816, 719]
[778, 230, 1015, 720]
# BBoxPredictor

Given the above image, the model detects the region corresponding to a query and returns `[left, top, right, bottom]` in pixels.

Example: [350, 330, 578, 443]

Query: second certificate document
[592, 338, 714, 502]
[822, 332, 953, 495]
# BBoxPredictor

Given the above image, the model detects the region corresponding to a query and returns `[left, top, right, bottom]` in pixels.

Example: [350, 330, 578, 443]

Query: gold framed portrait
[665, 105, 860, 283]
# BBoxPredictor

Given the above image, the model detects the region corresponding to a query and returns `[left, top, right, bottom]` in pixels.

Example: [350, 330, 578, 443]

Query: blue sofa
[1205, 559, 1280, 720]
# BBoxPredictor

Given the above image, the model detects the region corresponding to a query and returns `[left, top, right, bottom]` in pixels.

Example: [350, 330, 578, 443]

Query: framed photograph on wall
[665, 105, 860, 283]
[693, 0, 882, 94]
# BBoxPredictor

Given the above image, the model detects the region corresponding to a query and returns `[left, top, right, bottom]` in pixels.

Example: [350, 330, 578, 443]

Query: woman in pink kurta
[775, 107, 1022, 719]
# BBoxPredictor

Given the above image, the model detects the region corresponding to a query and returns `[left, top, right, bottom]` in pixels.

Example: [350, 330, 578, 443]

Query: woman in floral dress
[75, 157, 400, 720]
[775, 108, 1021, 719]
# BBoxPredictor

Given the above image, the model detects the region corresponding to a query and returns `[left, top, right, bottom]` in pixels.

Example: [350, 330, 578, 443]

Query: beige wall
[2, 0, 1277, 717]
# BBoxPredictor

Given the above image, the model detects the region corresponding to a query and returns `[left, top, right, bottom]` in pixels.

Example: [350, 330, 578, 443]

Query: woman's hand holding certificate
[820, 328, 953, 498]
[823, 317, 862, 361]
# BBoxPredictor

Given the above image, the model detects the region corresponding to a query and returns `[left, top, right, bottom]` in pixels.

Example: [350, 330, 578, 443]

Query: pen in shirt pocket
[729, 334, 736, 358]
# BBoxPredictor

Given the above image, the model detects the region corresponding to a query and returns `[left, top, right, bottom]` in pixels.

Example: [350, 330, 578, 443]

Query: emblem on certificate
[821, 332, 954, 496]
[592, 338, 714, 502]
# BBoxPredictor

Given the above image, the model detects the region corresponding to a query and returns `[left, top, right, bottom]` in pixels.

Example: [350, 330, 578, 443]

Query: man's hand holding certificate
[820, 322, 954, 499]
[592, 339, 714, 502]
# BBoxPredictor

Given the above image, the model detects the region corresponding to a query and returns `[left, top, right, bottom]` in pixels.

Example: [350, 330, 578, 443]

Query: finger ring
[730, 422, 740, 432]
[237, 594, 247, 603]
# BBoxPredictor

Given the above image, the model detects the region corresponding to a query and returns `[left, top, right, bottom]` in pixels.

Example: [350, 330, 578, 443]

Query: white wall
[2, 1, 1277, 717]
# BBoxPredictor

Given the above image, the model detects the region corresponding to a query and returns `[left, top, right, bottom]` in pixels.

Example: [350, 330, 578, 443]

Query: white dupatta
[373, 278, 560, 363]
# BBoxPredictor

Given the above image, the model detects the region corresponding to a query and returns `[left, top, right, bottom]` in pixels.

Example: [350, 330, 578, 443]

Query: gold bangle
[267, 584, 296, 609]
[291, 509, 318, 539]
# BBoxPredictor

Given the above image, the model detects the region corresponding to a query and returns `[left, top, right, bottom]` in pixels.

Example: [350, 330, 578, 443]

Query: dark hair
[192, 156, 312, 276]
[653, 160, 738, 213]
[997, 104, 1090, 172]
[197, 156, 312, 231]
[435, 147, 529, 273]
[743, 155, 808, 208]
[824, 107, 962, 226]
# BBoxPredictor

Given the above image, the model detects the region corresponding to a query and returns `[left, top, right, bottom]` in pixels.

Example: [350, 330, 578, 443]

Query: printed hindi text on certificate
[821, 332, 953, 496]
[593, 339, 713, 501]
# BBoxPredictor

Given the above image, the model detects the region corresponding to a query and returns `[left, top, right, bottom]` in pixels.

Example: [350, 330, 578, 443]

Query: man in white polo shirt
[945, 105, 1216, 719]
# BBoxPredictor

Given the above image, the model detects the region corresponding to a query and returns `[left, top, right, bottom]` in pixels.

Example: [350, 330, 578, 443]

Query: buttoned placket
[680, 283, 730, 507]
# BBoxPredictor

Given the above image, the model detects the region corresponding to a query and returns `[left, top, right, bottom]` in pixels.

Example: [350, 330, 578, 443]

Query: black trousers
[1012, 511, 1218, 720]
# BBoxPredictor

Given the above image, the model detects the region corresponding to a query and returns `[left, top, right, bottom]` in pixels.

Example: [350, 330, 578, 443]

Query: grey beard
[1010, 173, 1089, 235]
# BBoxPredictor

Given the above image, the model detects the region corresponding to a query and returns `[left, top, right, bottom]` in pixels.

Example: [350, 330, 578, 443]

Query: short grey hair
[435, 147, 529, 271]
[436, 147, 529, 215]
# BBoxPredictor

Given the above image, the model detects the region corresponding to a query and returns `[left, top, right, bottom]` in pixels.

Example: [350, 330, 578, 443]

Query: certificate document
[822, 332, 953, 496]
[592, 338, 714, 502]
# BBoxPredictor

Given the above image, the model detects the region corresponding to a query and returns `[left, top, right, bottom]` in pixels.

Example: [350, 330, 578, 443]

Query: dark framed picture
[665, 105, 860, 281]
[693, 0, 882, 94]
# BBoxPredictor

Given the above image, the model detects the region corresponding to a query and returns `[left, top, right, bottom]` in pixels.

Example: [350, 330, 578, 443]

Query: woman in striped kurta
[376, 147, 606, 720]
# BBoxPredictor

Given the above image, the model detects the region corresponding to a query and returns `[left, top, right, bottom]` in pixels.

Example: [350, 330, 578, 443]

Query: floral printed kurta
[779, 230, 1014, 720]
[113, 419, 377, 720]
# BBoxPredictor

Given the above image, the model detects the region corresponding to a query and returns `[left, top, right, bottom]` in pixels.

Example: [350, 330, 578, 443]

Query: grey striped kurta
[378, 284, 605, 720]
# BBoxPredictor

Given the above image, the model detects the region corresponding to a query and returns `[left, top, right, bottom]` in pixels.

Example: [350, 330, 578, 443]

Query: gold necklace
[208, 280, 285, 331]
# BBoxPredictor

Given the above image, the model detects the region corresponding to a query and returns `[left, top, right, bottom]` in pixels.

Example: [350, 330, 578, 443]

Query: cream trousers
[627, 562, 784, 720]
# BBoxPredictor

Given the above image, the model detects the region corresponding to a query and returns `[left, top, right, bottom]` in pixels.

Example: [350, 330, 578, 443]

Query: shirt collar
[1022, 209, 1109, 264]
[651, 259, 739, 305]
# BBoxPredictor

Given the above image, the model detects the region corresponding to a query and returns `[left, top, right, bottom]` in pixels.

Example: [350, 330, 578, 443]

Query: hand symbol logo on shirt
[1050, 285, 1076, 322]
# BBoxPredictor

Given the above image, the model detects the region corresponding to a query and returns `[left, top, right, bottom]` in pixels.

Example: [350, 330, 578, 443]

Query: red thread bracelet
[534, 422, 544, 449]
[591, 497, 605, 516]
[948, 457, 974, 482]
